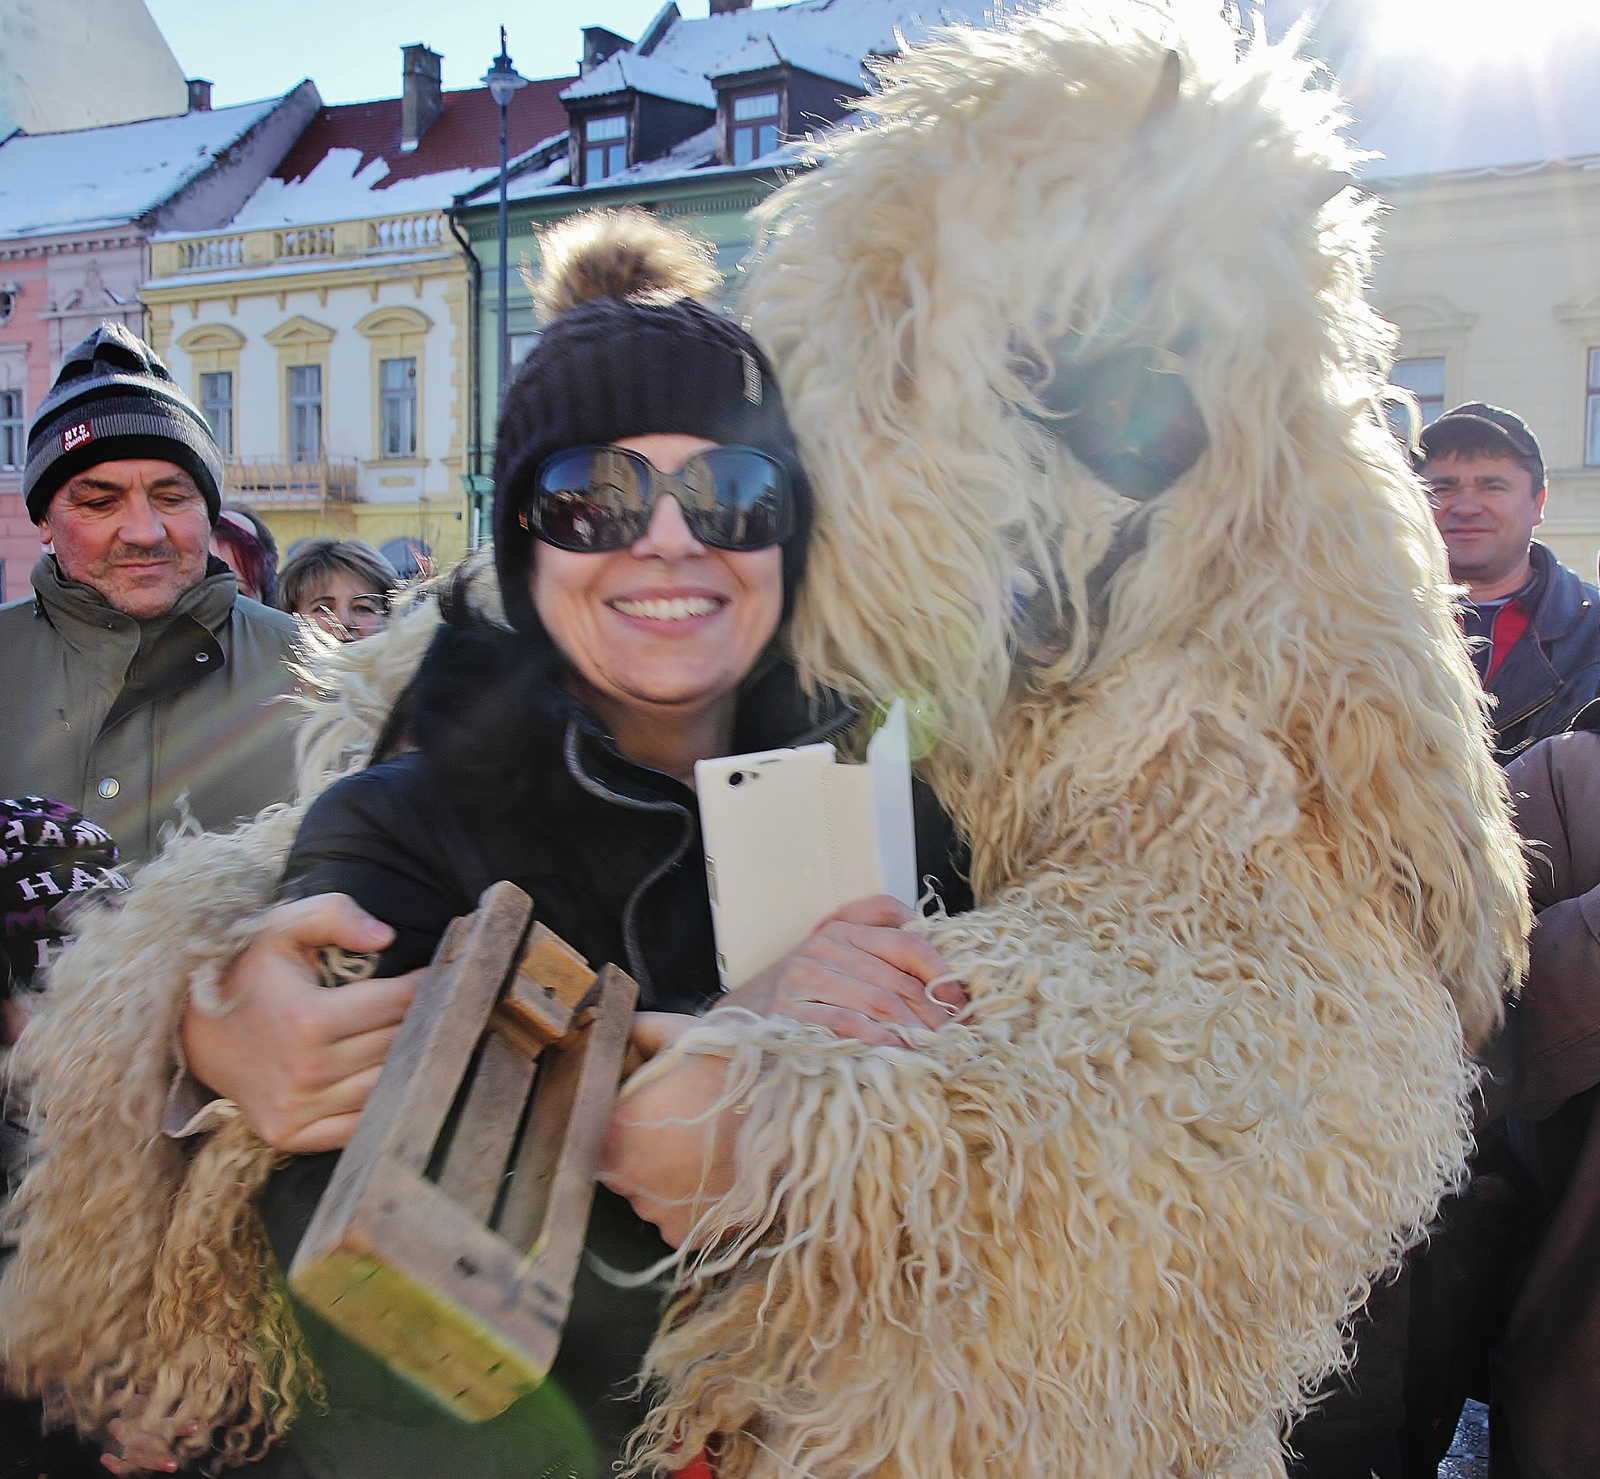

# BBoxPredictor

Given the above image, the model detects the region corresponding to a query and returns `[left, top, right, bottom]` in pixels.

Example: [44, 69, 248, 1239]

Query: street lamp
[483, 27, 528, 534]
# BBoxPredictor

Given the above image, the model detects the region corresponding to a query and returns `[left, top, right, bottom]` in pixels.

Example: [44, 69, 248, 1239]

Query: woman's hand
[181, 894, 421, 1154]
[719, 894, 963, 1047]
[600, 1012, 735, 1248]
[99, 1416, 198, 1474]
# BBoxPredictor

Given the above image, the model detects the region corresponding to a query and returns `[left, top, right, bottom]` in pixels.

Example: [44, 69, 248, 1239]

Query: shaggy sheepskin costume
[0, 4, 1528, 1477]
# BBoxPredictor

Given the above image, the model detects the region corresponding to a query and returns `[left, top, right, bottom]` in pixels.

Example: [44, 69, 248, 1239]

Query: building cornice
[457, 162, 790, 240]
[1364, 155, 1600, 199]
[141, 252, 464, 315]
[0, 230, 148, 261]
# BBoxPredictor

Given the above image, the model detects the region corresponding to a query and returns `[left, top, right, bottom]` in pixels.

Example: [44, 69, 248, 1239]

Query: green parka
[0, 554, 302, 864]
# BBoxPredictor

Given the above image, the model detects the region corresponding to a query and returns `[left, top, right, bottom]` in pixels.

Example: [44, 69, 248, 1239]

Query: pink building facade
[0, 235, 150, 601]
[0, 85, 320, 602]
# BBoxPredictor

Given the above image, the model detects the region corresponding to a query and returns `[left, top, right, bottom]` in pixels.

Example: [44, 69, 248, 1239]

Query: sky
[145, 0, 787, 108]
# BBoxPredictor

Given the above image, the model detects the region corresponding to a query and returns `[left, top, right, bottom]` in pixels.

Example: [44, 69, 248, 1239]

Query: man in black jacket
[1290, 404, 1600, 1477]
[1420, 403, 1600, 763]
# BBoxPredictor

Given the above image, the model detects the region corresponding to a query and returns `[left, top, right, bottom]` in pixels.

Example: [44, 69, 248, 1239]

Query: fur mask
[624, 4, 1528, 1476]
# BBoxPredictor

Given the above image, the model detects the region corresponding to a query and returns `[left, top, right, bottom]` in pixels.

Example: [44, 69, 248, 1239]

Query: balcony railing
[369, 213, 445, 251]
[275, 226, 337, 259]
[153, 210, 452, 278]
[179, 235, 244, 270]
[223, 458, 359, 508]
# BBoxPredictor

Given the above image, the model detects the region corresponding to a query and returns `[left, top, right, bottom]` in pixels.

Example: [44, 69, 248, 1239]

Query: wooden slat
[498, 964, 637, 1255]
[292, 1158, 555, 1421]
[292, 883, 531, 1270]
[290, 888, 644, 1426]
[435, 1031, 537, 1223]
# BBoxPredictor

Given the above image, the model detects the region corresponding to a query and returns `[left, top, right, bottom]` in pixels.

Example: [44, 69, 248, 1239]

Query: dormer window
[729, 91, 780, 164]
[584, 113, 629, 182]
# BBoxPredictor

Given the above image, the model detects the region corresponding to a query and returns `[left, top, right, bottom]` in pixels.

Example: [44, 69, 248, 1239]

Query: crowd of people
[0, 229, 1596, 1479]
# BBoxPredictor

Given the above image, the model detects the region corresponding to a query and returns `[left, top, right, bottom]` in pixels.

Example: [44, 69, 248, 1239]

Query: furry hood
[1, 6, 1532, 1476]
[624, 4, 1528, 1476]
[755, 0, 1523, 1045]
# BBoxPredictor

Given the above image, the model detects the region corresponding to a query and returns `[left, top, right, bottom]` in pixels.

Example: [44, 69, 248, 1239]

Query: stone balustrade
[151, 212, 452, 278]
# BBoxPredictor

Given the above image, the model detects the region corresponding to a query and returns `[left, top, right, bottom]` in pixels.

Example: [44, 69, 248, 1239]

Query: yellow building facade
[142, 212, 473, 570]
[1372, 159, 1600, 580]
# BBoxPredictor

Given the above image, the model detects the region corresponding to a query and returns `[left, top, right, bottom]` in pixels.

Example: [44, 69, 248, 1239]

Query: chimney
[401, 44, 444, 153]
[581, 27, 633, 75]
[186, 78, 213, 112]
[708, 0, 753, 13]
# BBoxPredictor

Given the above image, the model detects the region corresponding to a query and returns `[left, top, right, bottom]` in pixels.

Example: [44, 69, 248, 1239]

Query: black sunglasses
[521, 444, 794, 553]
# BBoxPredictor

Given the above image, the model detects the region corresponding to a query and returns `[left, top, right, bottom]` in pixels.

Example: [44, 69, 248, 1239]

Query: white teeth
[611, 595, 723, 620]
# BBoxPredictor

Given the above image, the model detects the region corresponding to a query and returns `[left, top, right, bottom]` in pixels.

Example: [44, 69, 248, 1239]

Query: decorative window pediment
[176, 323, 245, 353]
[355, 306, 433, 339]
[265, 315, 336, 348]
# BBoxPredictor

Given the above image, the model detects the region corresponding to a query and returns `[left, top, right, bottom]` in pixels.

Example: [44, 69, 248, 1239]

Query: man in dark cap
[1419, 401, 1600, 763]
[0, 323, 301, 864]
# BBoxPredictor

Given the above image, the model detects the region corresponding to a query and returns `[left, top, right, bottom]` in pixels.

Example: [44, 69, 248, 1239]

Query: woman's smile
[607, 590, 728, 623]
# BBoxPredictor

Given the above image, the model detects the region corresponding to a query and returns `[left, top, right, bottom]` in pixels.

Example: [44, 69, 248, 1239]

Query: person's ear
[1534, 484, 1548, 523]
[36, 513, 52, 547]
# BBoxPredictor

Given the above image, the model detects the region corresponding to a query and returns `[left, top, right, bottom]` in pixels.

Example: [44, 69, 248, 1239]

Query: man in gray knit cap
[0, 324, 301, 864]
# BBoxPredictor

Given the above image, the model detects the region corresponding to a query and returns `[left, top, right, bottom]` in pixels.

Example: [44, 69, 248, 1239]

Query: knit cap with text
[0, 797, 129, 997]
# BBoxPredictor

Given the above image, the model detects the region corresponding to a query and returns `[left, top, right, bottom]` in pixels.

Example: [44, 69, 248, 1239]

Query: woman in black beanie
[166, 211, 970, 1479]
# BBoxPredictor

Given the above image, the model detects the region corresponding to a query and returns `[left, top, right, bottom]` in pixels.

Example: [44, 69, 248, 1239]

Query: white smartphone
[694, 700, 917, 991]
[695, 742, 840, 990]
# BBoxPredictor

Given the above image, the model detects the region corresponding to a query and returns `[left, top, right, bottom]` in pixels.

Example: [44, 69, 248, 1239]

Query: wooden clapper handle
[289, 882, 639, 1422]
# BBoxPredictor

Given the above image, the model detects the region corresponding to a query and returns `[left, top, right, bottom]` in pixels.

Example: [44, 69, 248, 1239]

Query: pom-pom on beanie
[491, 209, 813, 637]
[24, 322, 224, 525]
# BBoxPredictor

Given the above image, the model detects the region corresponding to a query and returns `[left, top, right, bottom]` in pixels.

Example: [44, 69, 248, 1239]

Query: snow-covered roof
[0, 97, 284, 238]
[505, 152, 573, 201]
[153, 81, 574, 239]
[509, 124, 733, 203]
[1256, 2, 1600, 181]
[219, 148, 487, 231]
[643, 0, 966, 79]
[504, 0, 993, 208]
[707, 34, 868, 90]
[561, 52, 717, 110]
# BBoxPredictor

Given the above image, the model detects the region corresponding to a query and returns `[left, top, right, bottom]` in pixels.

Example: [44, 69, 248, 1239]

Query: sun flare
[1368, 0, 1600, 69]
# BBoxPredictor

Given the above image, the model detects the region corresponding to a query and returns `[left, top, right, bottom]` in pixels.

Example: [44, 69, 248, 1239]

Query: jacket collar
[30, 553, 239, 650]
[1485, 543, 1593, 736]
[1522, 542, 1589, 645]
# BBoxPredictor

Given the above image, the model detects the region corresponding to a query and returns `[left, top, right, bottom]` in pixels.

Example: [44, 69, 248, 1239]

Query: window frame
[1586, 346, 1600, 468]
[288, 363, 324, 464]
[0, 387, 24, 471]
[582, 111, 630, 185]
[378, 356, 418, 460]
[199, 370, 234, 460]
[1391, 355, 1447, 428]
[726, 87, 782, 167]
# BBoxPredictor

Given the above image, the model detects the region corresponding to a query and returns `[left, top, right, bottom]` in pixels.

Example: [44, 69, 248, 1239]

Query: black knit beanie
[24, 322, 224, 524]
[492, 211, 812, 638]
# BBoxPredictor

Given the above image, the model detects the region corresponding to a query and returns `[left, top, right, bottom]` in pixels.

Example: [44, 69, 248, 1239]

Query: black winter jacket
[253, 619, 971, 1479]
[1486, 542, 1600, 763]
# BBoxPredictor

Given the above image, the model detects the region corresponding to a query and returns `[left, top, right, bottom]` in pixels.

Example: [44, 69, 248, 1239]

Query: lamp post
[480, 27, 524, 416]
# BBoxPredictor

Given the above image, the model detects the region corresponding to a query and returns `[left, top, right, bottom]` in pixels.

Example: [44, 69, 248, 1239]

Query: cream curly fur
[620, 4, 1528, 1476]
[0, 554, 501, 1468]
[0, 7, 1529, 1474]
